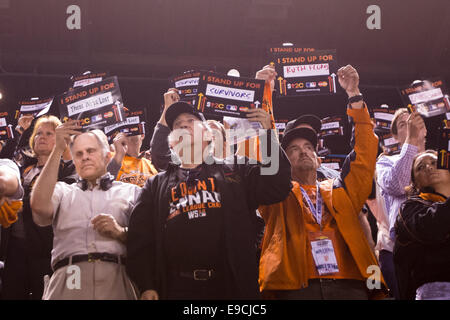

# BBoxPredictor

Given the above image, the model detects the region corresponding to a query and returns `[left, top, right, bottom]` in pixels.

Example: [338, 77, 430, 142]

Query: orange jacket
[259, 106, 386, 298]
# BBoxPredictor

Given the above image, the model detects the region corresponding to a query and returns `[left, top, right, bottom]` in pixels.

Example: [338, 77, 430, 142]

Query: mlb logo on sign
[226, 105, 237, 111]
[306, 82, 316, 88]
[91, 114, 103, 122]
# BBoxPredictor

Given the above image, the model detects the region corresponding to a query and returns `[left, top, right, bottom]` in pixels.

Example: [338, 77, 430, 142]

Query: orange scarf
[0, 199, 23, 228]
[418, 192, 446, 203]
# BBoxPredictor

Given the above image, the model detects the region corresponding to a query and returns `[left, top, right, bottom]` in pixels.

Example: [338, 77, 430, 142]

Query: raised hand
[337, 65, 360, 97]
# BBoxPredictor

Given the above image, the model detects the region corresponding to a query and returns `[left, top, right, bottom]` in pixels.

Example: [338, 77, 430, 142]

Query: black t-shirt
[164, 166, 225, 271]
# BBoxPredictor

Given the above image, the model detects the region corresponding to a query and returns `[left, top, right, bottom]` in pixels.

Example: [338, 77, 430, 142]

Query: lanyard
[299, 183, 323, 225]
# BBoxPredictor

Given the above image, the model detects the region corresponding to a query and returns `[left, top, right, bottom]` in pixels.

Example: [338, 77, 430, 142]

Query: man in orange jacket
[259, 65, 386, 300]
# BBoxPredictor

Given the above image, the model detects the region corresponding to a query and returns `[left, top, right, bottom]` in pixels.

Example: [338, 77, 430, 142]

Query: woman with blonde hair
[1, 115, 77, 300]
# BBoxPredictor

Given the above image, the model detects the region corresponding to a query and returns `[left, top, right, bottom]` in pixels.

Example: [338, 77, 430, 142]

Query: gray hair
[70, 129, 110, 158]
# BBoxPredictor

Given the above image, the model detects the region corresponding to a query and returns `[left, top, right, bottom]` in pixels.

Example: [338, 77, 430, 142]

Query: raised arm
[377, 112, 425, 196]
[150, 88, 180, 171]
[336, 65, 379, 212]
[30, 120, 81, 226]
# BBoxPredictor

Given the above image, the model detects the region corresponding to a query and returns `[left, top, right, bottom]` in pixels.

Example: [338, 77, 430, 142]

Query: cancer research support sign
[15, 96, 54, 119]
[0, 111, 15, 141]
[104, 109, 146, 143]
[270, 49, 338, 97]
[58, 76, 126, 132]
[400, 79, 450, 118]
[70, 71, 107, 89]
[371, 105, 396, 130]
[170, 71, 201, 106]
[196, 72, 265, 118]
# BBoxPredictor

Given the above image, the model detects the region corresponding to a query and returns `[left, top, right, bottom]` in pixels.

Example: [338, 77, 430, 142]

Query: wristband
[348, 94, 364, 104]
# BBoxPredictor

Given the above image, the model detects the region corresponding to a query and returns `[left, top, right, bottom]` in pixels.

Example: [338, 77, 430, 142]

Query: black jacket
[127, 131, 292, 299]
[393, 193, 450, 300]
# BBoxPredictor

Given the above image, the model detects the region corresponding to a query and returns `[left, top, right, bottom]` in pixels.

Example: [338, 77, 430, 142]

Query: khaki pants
[42, 259, 138, 300]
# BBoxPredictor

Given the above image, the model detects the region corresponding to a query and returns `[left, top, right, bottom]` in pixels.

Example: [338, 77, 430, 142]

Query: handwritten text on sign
[409, 88, 444, 105]
[67, 92, 113, 117]
[321, 121, 340, 130]
[20, 102, 51, 112]
[205, 84, 255, 102]
[73, 77, 103, 88]
[0, 118, 6, 127]
[175, 77, 199, 88]
[374, 112, 395, 122]
[283, 63, 330, 78]
[104, 116, 140, 134]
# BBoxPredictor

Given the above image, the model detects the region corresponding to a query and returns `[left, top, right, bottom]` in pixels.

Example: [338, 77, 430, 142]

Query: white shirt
[376, 143, 418, 239]
[0, 158, 24, 200]
[50, 180, 141, 268]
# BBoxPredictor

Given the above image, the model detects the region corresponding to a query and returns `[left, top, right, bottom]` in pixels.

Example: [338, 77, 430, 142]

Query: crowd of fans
[0, 64, 449, 300]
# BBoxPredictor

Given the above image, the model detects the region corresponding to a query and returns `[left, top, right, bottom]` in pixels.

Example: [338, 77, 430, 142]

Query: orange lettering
[171, 187, 179, 202]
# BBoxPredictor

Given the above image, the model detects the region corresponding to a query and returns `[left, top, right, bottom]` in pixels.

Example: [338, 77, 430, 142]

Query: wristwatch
[348, 94, 364, 104]
[15, 125, 23, 133]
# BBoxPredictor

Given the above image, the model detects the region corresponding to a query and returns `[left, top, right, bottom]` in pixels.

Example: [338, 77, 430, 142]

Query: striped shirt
[376, 143, 418, 240]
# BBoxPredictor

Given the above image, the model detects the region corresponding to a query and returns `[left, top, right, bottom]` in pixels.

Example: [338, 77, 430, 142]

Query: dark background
[0, 0, 449, 152]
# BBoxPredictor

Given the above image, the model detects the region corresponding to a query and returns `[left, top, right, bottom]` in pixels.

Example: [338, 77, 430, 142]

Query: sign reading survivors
[400, 79, 450, 118]
[196, 72, 265, 118]
[170, 71, 201, 106]
[58, 76, 125, 132]
[270, 49, 338, 97]
[0, 111, 15, 141]
[71, 71, 107, 88]
[104, 109, 146, 143]
[437, 127, 450, 170]
[15, 96, 54, 120]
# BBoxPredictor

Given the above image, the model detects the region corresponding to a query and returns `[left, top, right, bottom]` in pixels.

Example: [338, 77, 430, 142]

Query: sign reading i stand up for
[380, 131, 400, 155]
[70, 71, 107, 88]
[320, 116, 344, 137]
[0, 111, 15, 141]
[371, 104, 396, 130]
[270, 49, 338, 97]
[15, 96, 54, 120]
[170, 71, 201, 106]
[104, 109, 147, 144]
[399, 79, 450, 118]
[58, 76, 125, 132]
[196, 72, 265, 118]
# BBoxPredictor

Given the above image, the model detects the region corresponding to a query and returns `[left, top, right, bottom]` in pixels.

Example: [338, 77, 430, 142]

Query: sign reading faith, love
[270, 49, 338, 97]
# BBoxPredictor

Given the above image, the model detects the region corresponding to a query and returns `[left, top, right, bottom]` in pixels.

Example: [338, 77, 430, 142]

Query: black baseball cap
[281, 127, 318, 150]
[285, 114, 322, 134]
[165, 101, 204, 130]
